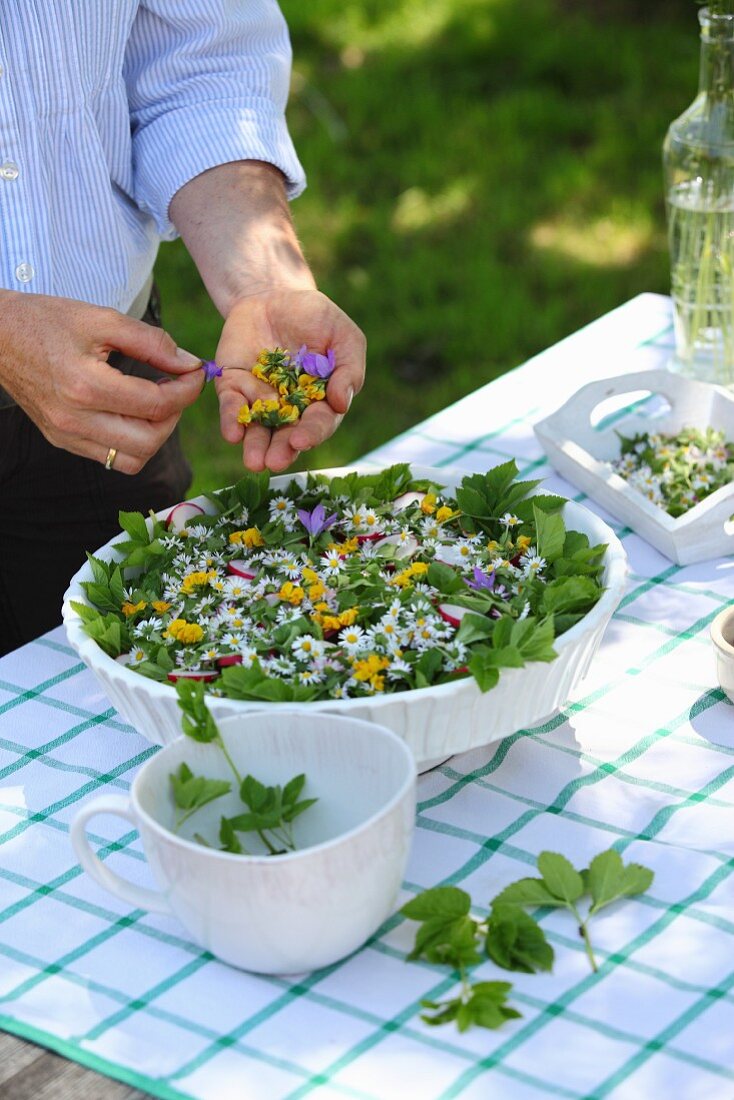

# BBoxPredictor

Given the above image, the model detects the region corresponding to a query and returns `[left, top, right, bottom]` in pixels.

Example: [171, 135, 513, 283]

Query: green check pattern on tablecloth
[1, 293, 733, 1100]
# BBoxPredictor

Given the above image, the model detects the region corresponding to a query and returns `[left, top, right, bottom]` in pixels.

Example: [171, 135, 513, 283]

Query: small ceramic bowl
[71, 712, 416, 975]
[711, 606, 734, 705]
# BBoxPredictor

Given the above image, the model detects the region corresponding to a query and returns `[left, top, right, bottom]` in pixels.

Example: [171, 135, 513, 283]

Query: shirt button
[1, 161, 19, 181]
[15, 262, 34, 283]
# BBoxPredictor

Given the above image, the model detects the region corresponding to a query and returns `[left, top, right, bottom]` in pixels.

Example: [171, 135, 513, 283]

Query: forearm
[169, 161, 316, 318]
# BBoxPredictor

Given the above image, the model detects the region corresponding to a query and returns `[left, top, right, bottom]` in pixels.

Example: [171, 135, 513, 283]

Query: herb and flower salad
[609, 426, 734, 517]
[71, 461, 608, 702]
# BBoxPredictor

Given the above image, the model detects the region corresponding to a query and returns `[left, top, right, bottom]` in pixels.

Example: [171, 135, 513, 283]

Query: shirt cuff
[132, 98, 306, 240]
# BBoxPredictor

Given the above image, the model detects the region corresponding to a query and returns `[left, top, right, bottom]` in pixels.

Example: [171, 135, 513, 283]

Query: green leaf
[455, 612, 495, 646]
[401, 885, 471, 922]
[537, 851, 585, 904]
[409, 915, 482, 967]
[86, 552, 112, 585]
[514, 616, 557, 663]
[587, 850, 654, 913]
[419, 997, 460, 1028]
[79, 580, 121, 613]
[282, 797, 319, 822]
[241, 774, 269, 811]
[492, 877, 565, 908]
[219, 816, 244, 854]
[118, 510, 150, 544]
[467, 649, 500, 692]
[533, 504, 566, 563]
[542, 576, 601, 616]
[486, 907, 554, 973]
[70, 599, 99, 624]
[482, 460, 520, 504]
[455, 486, 491, 519]
[420, 982, 520, 1032]
[170, 764, 231, 815]
[282, 773, 306, 806]
[620, 862, 655, 897]
[234, 470, 270, 513]
[426, 561, 464, 594]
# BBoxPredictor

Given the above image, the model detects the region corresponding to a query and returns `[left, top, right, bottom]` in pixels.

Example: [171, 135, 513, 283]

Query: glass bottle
[664, 7, 734, 384]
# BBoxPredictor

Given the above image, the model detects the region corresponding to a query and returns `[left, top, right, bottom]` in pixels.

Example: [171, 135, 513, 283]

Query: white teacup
[71, 713, 416, 975]
[711, 606, 734, 706]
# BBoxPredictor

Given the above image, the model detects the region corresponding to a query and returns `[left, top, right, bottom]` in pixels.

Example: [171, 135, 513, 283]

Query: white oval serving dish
[62, 464, 627, 769]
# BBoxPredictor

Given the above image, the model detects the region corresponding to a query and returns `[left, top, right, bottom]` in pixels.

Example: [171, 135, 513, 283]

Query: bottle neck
[699, 11, 734, 100]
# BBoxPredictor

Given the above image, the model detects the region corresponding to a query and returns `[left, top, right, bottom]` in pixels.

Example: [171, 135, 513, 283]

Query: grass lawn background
[155, 0, 700, 495]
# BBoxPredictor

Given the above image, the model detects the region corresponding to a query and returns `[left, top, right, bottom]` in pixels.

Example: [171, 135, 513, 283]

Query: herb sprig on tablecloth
[401, 849, 654, 1032]
[72, 461, 607, 701]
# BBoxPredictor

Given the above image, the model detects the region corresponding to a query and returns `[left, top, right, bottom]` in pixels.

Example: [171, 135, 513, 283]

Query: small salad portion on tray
[71, 462, 608, 702]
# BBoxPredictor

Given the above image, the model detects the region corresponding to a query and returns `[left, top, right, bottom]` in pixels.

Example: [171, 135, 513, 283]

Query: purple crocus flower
[468, 567, 496, 592]
[297, 502, 338, 538]
[295, 345, 336, 379]
[201, 360, 223, 382]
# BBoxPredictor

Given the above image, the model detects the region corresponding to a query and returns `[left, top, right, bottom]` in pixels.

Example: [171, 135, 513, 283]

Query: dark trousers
[0, 293, 192, 655]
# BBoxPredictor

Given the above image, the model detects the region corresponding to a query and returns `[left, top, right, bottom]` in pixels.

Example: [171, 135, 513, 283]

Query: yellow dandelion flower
[278, 582, 305, 605]
[237, 403, 251, 425]
[121, 599, 147, 617]
[421, 493, 437, 515]
[164, 619, 204, 644]
[152, 600, 171, 614]
[180, 570, 217, 595]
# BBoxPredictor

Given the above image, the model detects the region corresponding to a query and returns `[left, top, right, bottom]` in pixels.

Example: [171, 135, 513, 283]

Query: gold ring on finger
[104, 447, 118, 471]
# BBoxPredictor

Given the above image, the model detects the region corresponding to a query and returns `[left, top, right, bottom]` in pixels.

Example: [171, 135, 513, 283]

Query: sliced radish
[217, 654, 243, 667]
[374, 533, 420, 560]
[356, 532, 384, 543]
[437, 603, 472, 628]
[166, 501, 205, 532]
[227, 560, 257, 580]
[167, 669, 219, 683]
[393, 491, 426, 511]
[115, 653, 132, 666]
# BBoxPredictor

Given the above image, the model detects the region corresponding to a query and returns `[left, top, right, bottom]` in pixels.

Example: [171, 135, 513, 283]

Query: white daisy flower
[322, 551, 343, 575]
[298, 668, 324, 686]
[224, 578, 252, 600]
[292, 636, 325, 661]
[269, 495, 295, 519]
[339, 624, 366, 652]
[523, 552, 546, 577]
[500, 513, 521, 527]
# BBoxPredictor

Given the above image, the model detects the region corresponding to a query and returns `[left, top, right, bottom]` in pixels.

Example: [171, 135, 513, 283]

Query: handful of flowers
[236, 346, 335, 430]
[609, 427, 734, 517]
[72, 462, 607, 702]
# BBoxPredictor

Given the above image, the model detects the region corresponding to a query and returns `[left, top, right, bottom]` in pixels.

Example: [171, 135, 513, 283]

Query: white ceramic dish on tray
[534, 370, 734, 565]
[62, 464, 627, 770]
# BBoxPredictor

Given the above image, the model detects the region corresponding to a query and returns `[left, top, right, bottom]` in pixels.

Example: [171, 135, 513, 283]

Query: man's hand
[0, 291, 203, 474]
[169, 162, 366, 473]
[214, 288, 366, 472]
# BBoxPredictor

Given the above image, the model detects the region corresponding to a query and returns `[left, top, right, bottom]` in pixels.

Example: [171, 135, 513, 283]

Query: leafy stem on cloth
[401, 848, 654, 1032]
[169, 680, 318, 854]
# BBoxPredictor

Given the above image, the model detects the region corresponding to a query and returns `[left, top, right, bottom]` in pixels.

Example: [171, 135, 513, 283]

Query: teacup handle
[70, 794, 171, 915]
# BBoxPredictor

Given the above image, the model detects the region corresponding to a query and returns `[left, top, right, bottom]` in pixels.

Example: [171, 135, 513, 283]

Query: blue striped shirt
[0, 1, 305, 312]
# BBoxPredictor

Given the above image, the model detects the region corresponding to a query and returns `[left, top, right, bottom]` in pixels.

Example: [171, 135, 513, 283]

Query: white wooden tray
[534, 370, 734, 565]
